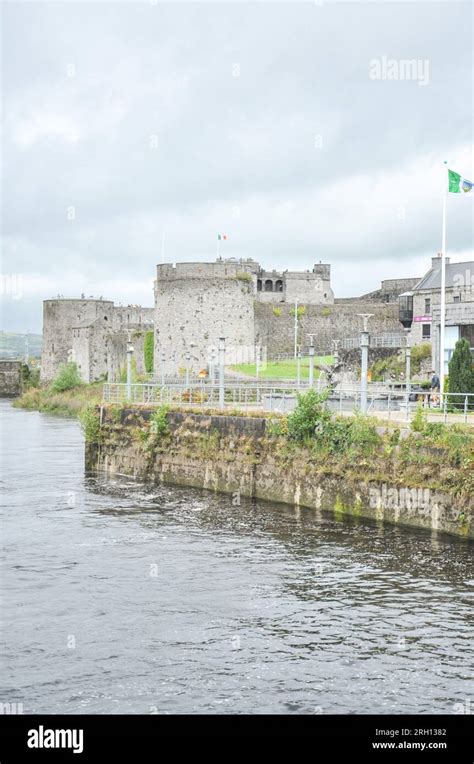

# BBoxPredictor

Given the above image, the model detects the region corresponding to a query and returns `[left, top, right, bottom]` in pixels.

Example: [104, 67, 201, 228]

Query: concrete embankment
[84, 407, 474, 539]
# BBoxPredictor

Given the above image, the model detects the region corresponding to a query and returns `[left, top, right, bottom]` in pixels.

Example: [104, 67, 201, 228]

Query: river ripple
[1, 400, 472, 714]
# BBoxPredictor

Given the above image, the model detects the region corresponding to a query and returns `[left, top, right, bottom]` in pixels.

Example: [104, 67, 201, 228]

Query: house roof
[414, 260, 474, 291]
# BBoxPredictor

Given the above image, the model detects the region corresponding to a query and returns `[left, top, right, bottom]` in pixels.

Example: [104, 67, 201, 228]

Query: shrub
[287, 389, 330, 442]
[79, 404, 102, 444]
[272, 307, 282, 317]
[21, 364, 41, 389]
[144, 331, 154, 374]
[411, 343, 432, 374]
[290, 305, 306, 319]
[411, 405, 427, 433]
[448, 338, 474, 407]
[321, 307, 331, 317]
[150, 406, 169, 436]
[370, 353, 404, 382]
[50, 362, 82, 392]
[236, 272, 252, 283]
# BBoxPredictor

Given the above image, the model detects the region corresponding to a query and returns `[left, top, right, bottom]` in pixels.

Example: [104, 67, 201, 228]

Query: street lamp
[358, 314, 373, 414]
[307, 334, 316, 387]
[126, 337, 134, 400]
[160, 352, 166, 388]
[404, 328, 412, 415]
[185, 351, 191, 387]
[218, 337, 226, 409]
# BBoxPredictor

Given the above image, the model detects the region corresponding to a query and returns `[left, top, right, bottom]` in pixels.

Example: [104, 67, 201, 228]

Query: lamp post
[404, 329, 411, 416]
[307, 334, 315, 387]
[160, 352, 166, 388]
[294, 300, 298, 359]
[218, 337, 226, 409]
[358, 314, 373, 414]
[296, 349, 302, 387]
[185, 351, 191, 387]
[208, 346, 217, 386]
[126, 337, 134, 400]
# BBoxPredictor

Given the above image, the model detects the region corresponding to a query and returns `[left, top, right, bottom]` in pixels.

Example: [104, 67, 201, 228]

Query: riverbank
[12, 383, 103, 418]
[85, 405, 474, 538]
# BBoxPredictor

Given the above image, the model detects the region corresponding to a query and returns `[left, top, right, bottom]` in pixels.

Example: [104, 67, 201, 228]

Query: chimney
[432, 253, 450, 269]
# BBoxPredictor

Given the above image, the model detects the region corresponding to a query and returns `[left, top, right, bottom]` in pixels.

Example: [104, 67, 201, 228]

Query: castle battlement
[156, 260, 257, 281]
[156, 258, 333, 305]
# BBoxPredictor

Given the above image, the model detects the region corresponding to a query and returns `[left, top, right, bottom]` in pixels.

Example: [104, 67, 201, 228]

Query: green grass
[231, 355, 334, 380]
[14, 382, 103, 418]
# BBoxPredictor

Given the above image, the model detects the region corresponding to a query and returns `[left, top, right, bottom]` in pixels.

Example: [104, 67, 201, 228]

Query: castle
[41, 298, 153, 383]
[41, 258, 419, 382]
[153, 259, 418, 377]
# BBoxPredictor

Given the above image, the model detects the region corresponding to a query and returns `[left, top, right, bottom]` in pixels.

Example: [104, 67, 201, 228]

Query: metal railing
[103, 381, 301, 412]
[336, 333, 406, 350]
[102, 382, 474, 422]
[328, 387, 474, 423]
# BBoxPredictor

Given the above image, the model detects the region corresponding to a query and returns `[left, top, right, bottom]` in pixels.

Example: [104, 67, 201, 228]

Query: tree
[144, 331, 154, 374]
[448, 338, 474, 407]
[50, 362, 82, 392]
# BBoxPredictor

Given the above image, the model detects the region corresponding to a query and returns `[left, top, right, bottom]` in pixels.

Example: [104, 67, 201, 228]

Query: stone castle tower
[154, 261, 257, 377]
[41, 298, 154, 383]
[153, 258, 334, 376]
[41, 298, 115, 383]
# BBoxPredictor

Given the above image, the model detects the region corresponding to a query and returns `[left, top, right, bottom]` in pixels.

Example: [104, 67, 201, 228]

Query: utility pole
[296, 348, 301, 387]
[358, 314, 373, 414]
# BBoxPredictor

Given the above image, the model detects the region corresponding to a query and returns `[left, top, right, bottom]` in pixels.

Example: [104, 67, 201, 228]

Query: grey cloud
[1, 1, 473, 332]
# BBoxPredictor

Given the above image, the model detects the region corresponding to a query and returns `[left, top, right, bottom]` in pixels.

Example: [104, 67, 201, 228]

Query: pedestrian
[429, 370, 440, 408]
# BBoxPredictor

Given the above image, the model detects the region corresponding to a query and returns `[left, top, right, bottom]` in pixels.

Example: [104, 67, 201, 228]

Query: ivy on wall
[144, 331, 154, 374]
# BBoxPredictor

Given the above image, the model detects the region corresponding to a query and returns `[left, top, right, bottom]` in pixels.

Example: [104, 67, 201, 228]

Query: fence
[102, 382, 474, 422]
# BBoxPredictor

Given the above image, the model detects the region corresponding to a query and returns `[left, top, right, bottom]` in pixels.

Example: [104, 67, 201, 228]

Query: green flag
[448, 168, 473, 194]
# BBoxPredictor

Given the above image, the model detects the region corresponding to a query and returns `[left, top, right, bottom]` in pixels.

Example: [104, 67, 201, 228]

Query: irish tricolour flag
[448, 168, 473, 194]
[217, 233, 228, 240]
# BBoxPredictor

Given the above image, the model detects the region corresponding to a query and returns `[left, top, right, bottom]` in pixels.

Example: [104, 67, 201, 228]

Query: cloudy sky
[2, 0, 473, 333]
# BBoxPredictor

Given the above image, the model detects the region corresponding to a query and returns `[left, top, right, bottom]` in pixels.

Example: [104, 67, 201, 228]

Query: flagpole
[439, 163, 448, 396]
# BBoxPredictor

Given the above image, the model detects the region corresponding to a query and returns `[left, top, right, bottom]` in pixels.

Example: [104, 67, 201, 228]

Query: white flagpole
[439, 163, 448, 395]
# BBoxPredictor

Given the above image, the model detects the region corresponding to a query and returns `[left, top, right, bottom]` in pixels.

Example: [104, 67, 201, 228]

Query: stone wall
[360, 277, 420, 303]
[113, 306, 154, 330]
[255, 300, 401, 355]
[106, 328, 149, 383]
[0, 360, 22, 397]
[86, 409, 473, 539]
[41, 299, 114, 383]
[154, 262, 256, 376]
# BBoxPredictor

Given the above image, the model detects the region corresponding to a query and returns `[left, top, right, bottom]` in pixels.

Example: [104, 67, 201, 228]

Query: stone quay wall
[85, 409, 473, 539]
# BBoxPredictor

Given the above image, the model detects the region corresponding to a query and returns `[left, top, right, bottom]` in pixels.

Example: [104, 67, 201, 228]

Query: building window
[422, 324, 431, 340]
[257, 279, 262, 292]
[275, 279, 283, 293]
[424, 298, 431, 314]
[453, 295, 461, 303]
[264, 279, 273, 292]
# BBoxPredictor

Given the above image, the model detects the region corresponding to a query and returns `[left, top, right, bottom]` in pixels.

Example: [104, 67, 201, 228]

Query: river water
[1, 400, 473, 714]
